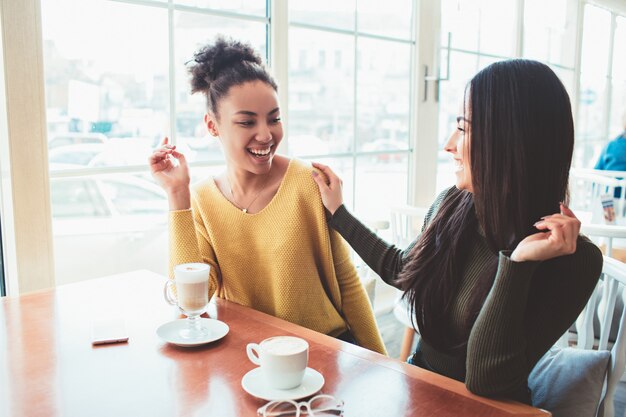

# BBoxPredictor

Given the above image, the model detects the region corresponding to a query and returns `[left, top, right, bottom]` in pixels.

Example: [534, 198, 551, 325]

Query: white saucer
[241, 367, 325, 401]
[156, 318, 229, 347]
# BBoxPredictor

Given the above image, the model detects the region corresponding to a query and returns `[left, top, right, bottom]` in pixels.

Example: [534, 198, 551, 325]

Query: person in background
[595, 111, 626, 199]
[312, 59, 602, 403]
[148, 36, 386, 355]
[595, 110, 626, 172]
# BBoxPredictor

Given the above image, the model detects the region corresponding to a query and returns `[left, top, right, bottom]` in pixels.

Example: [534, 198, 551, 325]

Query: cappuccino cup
[164, 263, 210, 318]
[246, 336, 309, 390]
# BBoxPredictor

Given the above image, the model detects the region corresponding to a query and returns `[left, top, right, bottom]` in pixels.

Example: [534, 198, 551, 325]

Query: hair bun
[189, 36, 263, 94]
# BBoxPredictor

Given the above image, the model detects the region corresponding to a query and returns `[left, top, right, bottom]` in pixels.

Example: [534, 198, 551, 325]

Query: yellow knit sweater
[168, 159, 386, 354]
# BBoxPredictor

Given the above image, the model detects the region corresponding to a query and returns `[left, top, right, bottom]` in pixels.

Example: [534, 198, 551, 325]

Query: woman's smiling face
[206, 80, 283, 175]
[444, 100, 472, 192]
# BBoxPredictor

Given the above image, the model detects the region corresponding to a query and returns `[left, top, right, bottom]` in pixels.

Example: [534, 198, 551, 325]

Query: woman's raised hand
[510, 204, 581, 262]
[149, 137, 191, 210]
[311, 162, 344, 215]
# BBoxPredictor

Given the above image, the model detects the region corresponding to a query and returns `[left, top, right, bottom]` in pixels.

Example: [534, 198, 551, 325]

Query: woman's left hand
[510, 204, 581, 262]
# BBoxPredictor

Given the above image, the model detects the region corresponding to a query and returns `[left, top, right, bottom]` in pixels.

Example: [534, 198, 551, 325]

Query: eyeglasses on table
[257, 394, 344, 417]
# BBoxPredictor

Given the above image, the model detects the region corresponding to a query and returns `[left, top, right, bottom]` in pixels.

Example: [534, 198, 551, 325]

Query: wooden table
[0, 270, 550, 417]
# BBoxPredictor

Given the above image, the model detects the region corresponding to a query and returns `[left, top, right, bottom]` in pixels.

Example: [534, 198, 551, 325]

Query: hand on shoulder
[311, 162, 344, 215]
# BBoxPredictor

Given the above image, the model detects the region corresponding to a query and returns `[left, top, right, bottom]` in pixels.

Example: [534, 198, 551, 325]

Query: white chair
[581, 223, 626, 259]
[389, 205, 428, 360]
[569, 224, 626, 355]
[574, 256, 626, 417]
[569, 169, 626, 219]
[357, 219, 391, 306]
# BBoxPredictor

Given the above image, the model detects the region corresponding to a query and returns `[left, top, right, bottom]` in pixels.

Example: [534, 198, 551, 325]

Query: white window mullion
[572, 0, 586, 143]
[411, 0, 441, 207]
[0, 0, 55, 293]
[352, 3, 358, 212]
[168, 0, 177, 145]
[603, 12, 617, 141]
[515, 0, 525, 57]
[270, 0, 288, 153]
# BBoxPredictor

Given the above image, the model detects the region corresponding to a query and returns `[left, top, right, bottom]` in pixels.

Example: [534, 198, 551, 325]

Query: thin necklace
[228, 174, 271, 214]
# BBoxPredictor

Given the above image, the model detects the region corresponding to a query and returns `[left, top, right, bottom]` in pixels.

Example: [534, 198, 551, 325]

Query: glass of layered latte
[164, 263, 211, 339]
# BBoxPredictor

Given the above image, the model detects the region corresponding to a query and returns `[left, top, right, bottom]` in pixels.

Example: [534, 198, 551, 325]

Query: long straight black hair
[397, 60, 574, 353]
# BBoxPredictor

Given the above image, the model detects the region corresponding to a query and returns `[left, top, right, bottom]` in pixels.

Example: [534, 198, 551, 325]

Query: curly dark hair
[188, 36, 277, 118]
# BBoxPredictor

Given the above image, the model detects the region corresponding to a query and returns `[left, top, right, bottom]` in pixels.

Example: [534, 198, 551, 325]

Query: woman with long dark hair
[312, 59, 602, 402]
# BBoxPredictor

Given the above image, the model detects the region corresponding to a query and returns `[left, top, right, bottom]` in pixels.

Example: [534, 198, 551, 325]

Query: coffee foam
[174, 263, 210, 284]
[262, 337, 308, 355]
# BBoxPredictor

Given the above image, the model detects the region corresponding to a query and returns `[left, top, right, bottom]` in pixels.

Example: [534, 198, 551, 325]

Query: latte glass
[164, 263, 211, 339]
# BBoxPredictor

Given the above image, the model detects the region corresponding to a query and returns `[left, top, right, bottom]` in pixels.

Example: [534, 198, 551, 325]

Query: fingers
[533, 217, 576, 254]
[149, 149, 169, 165]
[311, 169, 331, 192]
[171, 149, 187, 164]
[150, 138, 185, 168]
[560, 203, 577, 219]
[311, 162, 341, 188]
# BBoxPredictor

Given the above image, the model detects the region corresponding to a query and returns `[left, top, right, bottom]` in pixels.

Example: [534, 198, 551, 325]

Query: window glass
[357, 0, 413, 39]
[42, 0, 169, 169]
[441, 0, 479, 51]
[577, 5, 612, 167]
[552, 67, 576, 100]
[356, 38, 411, 151]
[441, 0, 516, 57]
[51, 174, 169, 285]
[580, 5, 612, 78]
[609, 16, 626, 138]
[50, 178, 108, 218]
[49, 145, 103, 167]
[101, 179, 167, 216]
[354, 154, 409, 219]
[477, 0, 516, 57]
[174, 11, 267, 163]
[289, 0, 355, 31]
[523, 0, 577, 68]
[173, 0, 266, 17]
[288, 28, 355, 156]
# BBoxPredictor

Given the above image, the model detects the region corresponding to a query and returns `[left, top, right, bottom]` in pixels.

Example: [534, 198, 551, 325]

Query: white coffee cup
[246, 336, 309, 390]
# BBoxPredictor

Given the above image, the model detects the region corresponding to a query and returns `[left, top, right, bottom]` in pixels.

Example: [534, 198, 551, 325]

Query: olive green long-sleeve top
[329, 188, 602, 402]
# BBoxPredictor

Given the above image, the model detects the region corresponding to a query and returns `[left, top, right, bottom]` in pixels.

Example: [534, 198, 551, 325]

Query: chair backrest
[569, 169, 626, 219]
[581, 223, 626, 258]
[389, 205, 428, 328]
[573, 256, 626, 417]
[389, 205, 429, 249]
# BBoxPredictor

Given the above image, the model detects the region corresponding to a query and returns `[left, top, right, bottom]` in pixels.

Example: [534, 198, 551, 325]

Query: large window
[12, 0, 622, 290]
[41, 0, 416, 285]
